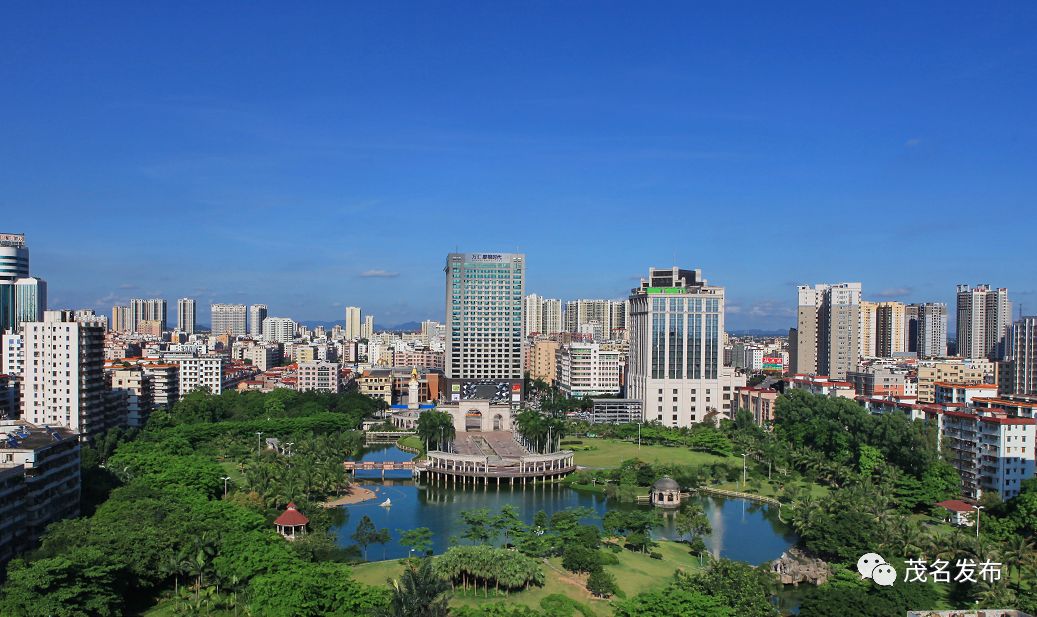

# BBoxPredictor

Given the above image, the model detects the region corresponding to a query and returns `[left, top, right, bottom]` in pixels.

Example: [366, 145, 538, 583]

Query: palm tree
[164, 550, 192, 600]
[1001, 535, 1035, 589]
[380, 558, 451, 617]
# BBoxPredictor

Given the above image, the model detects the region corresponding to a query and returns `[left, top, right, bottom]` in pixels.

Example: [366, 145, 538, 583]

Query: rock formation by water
[770, 547, 831, 586]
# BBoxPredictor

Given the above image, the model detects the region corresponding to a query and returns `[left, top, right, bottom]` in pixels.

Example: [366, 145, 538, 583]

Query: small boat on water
[379, 498, 392, 507]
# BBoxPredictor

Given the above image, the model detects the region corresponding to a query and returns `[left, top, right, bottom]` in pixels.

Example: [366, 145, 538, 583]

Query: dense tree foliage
[613, 558, 775, 617]
[773, 389, 939, 481]
[378, 557, 450, 617]
[249, 561, 387, 617]
[416, 410, 455, 451]
[515, 409, 567, 453]
[433, 546, 544, 594]
[677, 561, 778, 617]
[0, 389, 386, 616]
[613, 586, 734, 617]
[799, 565, 939, 617]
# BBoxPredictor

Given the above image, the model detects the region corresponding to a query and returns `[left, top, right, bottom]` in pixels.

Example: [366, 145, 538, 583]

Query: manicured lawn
[571, 437, 737, 468]
[350, 558, 407, 587]
[397, 435, 424, 455]
[351, 539, 701, 616]
[218, 461, 246, 487]
[605, 539, 702, 598]
[712, 478, 829, 500]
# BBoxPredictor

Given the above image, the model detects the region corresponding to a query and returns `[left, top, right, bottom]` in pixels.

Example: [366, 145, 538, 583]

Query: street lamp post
[742, 453, 748, 489]
[221, 476, 231, 498]
[637, 422, 642, 451]
[255, 431, 263, 457]
[972, 505, 985, 539]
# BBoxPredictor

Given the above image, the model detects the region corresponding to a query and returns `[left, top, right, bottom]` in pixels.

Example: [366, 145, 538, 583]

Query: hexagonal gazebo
[651, 476, 682, 508]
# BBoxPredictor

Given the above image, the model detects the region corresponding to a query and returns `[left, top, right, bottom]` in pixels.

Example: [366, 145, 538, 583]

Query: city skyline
[4, 231, 1022, 333]
[3, 4, 1036, 329]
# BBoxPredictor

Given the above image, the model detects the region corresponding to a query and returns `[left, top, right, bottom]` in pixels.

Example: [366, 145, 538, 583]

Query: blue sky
[2, 2, 1035, 330]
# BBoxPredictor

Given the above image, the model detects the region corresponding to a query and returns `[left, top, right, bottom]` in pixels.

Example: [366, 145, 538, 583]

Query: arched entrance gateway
[465, 409, 483, 431]
[493, 414, 503, 431]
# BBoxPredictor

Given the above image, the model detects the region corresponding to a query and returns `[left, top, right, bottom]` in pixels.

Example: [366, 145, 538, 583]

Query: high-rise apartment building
[859, 300, 877, 358]
[13, 277, 46, 326]
[211, 303, 247, 337]
[129, 298, 167, 333]
[177, 298, 196, 334]
[108, 367, 153, 428]
[875, 301, 906, 357]
[0, 233, 29, 332]
[444, 252, 525, 403]
[249, 304, 268, 337]
[362, 315, 375, 339]
[904, 304, 920, 354]
[526, 340, 560, 384]
[262, 317, 296, 344]
[917, 303, 948, 358]
[2, 332, 24, 378]
[1005, 317, 1037, 396]
[956, 284, 1011, 360]
[524, 294, 544, 338]
[111, 305, 131, 333]
[21, 311, 111, 438]
[523, 294, 564, 338]
[345, 307, 362, 339]
[564, 299, 626, 339]
[627, 267, 745, 427]
[792, 283, 861, 379]
[544, 298, 563, 336]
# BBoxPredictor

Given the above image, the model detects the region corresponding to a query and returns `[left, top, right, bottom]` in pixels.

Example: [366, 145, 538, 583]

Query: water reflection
[334, 446, 797, 566]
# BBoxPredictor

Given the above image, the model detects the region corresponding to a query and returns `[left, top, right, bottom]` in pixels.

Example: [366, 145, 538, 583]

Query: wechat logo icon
[857, 552, 896, 587]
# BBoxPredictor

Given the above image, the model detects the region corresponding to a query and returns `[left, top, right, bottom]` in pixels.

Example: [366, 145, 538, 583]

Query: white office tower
[13, 277, 46, 326]
[445, 252, 525, 403]
[249, 304, 268, 337]
[211, 303, 247, 337]
[177, 298, 197, 334]
[362, 315, 374, 339]
[627, 267, 745, 427]
[792, 283, 862, 379]
[0, 233, 29, 332]
[21, 311, 110, 438]
[917, 303, 948, 358]
[956, 284, 1011, 360]
[262, 317, 296, 344]
[345, 307, 362, 339]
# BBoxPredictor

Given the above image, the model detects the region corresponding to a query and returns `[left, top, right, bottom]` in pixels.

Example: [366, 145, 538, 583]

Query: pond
[333, 445, 798, 565]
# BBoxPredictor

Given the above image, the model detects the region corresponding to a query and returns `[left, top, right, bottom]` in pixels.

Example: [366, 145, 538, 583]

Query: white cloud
[872, 287, 912, 299]
[359, 269, 400, 278]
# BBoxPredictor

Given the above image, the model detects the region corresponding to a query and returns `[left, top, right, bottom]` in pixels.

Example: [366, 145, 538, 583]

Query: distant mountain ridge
[728, 329, 789, 337]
